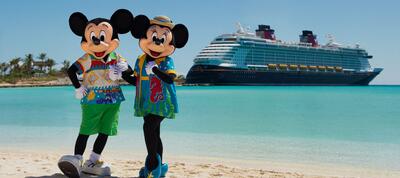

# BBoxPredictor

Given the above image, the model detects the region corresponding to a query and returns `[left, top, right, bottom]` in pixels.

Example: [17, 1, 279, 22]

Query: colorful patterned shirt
[73, 52, 125, 105]
[133, 54, 178, 119]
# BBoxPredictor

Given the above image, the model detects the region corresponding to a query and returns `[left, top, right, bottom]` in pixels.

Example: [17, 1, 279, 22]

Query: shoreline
[1, 149, 399, 178]
[0, 77, 186, 88]
[1, 77, 399, 88]
[1, 81, 399, 88]
[0, 77, 72, 88]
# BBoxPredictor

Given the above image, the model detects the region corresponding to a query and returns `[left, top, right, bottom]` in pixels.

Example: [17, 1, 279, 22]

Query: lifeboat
[335, 66, 343, 72]
[267, 64, 277, 69]
[278, 64, 288, 69]
[299, 65, 308, 70]
[308, 65, 317, 70]
[318, 66, 326, 70]
[289, 64, 298, 70]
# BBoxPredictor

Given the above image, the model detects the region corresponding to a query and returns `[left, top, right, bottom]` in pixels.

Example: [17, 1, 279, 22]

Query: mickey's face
[69, 9, 134, 59]
[81, 22, 119, 59]
[140, 25, 174, 58]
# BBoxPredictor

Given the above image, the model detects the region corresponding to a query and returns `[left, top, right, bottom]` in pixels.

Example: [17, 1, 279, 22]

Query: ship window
[224, 38, 237, 41]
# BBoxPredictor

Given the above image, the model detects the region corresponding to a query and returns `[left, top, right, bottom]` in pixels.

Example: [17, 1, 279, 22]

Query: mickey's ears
[131, 15, 150, 39]
[111, 9, 134, 34]
[69, 12, 88, 37]
[172, 24, 189, 48]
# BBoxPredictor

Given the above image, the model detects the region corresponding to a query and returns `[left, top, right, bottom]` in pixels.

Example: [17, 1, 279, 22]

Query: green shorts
[80, 103, 120, 136]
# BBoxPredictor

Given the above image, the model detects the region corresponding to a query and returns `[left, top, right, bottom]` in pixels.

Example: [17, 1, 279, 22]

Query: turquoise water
[0, 86, 400, 170]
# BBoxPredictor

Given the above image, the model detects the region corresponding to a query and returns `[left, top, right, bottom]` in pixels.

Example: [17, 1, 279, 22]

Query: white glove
[75, 85, 87, 99]
[115, 60, 128, 72]
[109, 65, 122, 81]
[145, 61, 158, 75]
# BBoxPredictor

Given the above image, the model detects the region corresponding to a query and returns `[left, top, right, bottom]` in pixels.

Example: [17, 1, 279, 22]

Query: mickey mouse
[58, 9, 136, 178]
[129, 15, 188, 178]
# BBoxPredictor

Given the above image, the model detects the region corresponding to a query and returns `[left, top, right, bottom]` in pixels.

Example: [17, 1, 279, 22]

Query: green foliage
[0, 53, 71, 84]
[60, 60, 70, 75]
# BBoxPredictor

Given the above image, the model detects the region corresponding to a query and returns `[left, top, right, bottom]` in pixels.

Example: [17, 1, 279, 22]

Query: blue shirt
[133, 54, 178, 119]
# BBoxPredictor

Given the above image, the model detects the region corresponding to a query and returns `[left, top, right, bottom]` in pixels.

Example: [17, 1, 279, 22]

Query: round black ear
[172, 24, 189, 48]
[69, 12, 88, 37]
[110, 9, 134, 34]
[131, 15, 150, 39]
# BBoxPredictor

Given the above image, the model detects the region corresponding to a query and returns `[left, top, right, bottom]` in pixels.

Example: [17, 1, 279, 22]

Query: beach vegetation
[0, 53, 70, 84]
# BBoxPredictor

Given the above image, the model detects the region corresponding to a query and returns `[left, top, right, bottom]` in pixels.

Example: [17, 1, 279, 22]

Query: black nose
[152, 36, 162, 45]
[92, 36, 101, 45]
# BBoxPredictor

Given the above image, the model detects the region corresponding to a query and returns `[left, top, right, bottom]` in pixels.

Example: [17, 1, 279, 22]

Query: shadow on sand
[26, 173, 139, 178]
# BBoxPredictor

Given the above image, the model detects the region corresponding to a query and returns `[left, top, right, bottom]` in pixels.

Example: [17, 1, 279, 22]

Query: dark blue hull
[185, 65, 381, 86]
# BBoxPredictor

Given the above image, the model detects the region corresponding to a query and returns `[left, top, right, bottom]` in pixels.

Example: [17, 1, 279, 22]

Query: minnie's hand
[115, 60, 128, 72]
[145, 61, 158, 75]
[75, 85, 87, 99]
[109, 65, 122, 81]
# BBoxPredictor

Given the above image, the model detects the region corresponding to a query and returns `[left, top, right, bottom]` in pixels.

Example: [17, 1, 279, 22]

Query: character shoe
[139, 155, 148, 178]
[160, 163, 169, 177]
[58, 155, 82, 178]
[139, 167, 145, 178]
[82, 159, 111, 176]
[139, 154, 151, 178]
[140, 154, 162, 178]
[140, 164, 168, 178]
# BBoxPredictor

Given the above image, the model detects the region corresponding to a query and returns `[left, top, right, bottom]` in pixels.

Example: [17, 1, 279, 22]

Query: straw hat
[150, 15, 174, 29]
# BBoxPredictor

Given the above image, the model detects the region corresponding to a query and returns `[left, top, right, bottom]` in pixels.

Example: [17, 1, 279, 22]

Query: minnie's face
[81, 22, 119, 59]
[139, 25, 175, 58]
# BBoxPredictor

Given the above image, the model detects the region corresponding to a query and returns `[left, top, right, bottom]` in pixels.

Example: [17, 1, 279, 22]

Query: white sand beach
[1, 149, 399, 178]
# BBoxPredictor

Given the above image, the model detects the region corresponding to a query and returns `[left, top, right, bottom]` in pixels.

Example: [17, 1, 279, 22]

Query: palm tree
[9, 57, 21, 71]
[46, 58, 56, 73]
[23, 54, 34, 76]
[9, 57, 22, 78]
[60, 60, 70, 74]
[0, 62, 6, 76]
[37, 53, 47, 72]
[2, 63, 9, 76]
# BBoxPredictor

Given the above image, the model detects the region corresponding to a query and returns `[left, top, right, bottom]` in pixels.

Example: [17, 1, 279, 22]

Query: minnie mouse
[129, 15, 189, 178]
[58, 9, 136, 178]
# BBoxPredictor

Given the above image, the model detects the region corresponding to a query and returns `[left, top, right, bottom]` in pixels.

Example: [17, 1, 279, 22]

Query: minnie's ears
[111, 9, 134, 34]
[172, 24, 189, 48]
[131, 15, 150, 39]
[69, 12, 88, 37]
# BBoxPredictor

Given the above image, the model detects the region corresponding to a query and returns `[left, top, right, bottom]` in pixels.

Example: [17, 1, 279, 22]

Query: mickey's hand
[145, 61, 158, 75]
[75, 85, 87, 100]
[115, 60, 128, 72]
[109, 65, 122, 81]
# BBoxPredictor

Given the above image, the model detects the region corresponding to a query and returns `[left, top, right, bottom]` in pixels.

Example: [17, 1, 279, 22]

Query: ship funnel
[256, 25, 276, 40]
[300, 30, 318, 47]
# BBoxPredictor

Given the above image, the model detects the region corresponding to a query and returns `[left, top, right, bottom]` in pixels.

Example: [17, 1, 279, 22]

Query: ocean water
[0, 86, 399, 171]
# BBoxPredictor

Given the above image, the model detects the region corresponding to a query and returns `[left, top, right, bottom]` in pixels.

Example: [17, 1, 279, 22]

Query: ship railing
[266, 64, 343, 72]
[248, 63, 346, 73]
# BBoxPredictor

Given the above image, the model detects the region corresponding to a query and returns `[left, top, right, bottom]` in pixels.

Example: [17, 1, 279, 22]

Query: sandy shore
[1, 149, 399, 178]
[0, 78, 72, 88]
[0, 77, 185, 88]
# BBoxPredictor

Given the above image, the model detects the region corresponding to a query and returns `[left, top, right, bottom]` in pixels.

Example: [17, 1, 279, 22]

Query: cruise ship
[185, 24, 382, 85]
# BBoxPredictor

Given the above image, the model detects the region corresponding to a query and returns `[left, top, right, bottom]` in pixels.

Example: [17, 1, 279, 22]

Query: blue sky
[0, 0, 399, 84]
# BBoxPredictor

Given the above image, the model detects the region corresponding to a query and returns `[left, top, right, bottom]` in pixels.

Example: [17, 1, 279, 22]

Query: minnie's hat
[150, 16, 174, 29]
